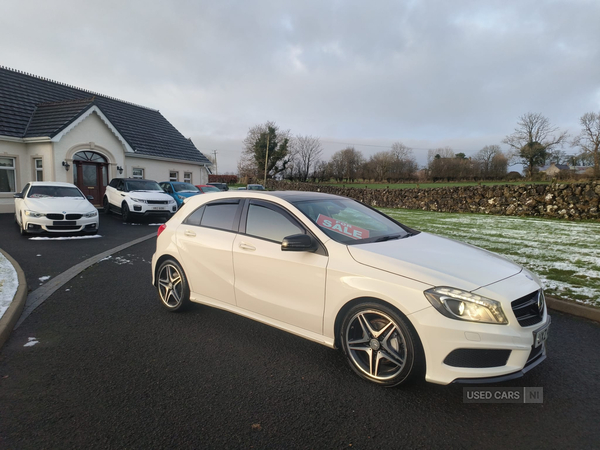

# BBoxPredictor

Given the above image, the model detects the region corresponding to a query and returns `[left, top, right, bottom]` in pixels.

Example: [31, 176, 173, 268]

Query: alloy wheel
[158, 263, 184, 308]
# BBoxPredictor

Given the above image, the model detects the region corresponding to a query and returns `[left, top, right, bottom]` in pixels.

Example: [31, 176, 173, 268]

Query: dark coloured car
[207, 182, 229, 191]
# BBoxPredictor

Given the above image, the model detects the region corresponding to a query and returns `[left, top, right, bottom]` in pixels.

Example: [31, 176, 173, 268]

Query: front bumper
[130, 203, 177, 215]
[410, 305, 550, 385]
[24, 215, 99, 234]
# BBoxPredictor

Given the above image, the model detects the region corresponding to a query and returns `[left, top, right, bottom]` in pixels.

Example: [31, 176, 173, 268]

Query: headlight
[25, 210, 45, 218]
[84, 210, 98, 218]
[168, 199, 176, 204]
[130, 197, 146, 203]
[424, 287, 508, 325]
[177, 195, 186, 200]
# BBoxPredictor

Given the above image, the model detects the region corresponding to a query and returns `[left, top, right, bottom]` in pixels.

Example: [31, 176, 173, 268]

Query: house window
[169, 171, 179, 182]
[184, 172, 192, 183]
[34, 158, 43, 181]
[0, 157, 16, 192]
[132, 168, 144, 179]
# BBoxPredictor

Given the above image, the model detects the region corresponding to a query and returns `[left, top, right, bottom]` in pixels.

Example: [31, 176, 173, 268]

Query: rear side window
[183, 206, 205, 226]
[200, 201, 240, 231]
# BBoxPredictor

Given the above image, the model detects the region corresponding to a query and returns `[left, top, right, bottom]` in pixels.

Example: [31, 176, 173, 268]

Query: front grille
[512, 290, 544, 327]
[147, 200, 169, 205]
[46, 213, 64, 220]
[66, 214, 82, 220]
[444, 349, 511, 368]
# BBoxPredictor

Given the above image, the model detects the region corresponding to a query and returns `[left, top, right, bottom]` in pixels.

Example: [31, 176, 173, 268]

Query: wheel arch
[153, 253, 184, 287]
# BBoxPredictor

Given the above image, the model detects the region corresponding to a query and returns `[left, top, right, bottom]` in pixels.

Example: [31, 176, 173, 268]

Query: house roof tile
[0, 67, 210, 165]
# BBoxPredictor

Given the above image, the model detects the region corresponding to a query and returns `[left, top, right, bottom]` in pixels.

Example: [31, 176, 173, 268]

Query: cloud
[1, 0, 599, 172]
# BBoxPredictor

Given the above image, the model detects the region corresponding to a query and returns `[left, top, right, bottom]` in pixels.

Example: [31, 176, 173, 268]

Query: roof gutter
[125, 152, 212, 166]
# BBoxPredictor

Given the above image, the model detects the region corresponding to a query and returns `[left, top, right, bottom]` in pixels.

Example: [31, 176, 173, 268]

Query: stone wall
[266, 181, 600, 220]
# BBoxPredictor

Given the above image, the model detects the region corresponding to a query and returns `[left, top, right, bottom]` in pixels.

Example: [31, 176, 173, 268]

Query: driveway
[0, 213, 160, 290]
[0, 239, 599, 449]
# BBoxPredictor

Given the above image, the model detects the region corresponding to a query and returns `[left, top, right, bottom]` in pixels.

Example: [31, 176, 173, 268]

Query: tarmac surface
[0, 236, 599, 448]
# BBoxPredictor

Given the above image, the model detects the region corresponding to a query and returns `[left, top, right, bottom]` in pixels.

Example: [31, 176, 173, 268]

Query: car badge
[62, 211, 67, 214]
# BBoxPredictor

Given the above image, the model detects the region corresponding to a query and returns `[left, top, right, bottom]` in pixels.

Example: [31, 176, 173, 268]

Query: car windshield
[293, 198, 414, 244]
[27, 186, 84, 199]
[200, 186, 220, 192]
[173, 183, 200, 193]
[125, 180, 162, 192]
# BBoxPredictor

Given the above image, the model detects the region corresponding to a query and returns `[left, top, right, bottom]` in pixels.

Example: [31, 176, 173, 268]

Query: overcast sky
[2, 0, 599, 173]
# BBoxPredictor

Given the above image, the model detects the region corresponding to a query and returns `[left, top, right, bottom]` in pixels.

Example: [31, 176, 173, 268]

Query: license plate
[152, 207, 166, 210]
[533, 320, 550, 348]
[53, 221, 76, 226]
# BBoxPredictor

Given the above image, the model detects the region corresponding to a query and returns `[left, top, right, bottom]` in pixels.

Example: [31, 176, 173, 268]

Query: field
[379, 208, 600, 307]
[324, 181, 551, 190]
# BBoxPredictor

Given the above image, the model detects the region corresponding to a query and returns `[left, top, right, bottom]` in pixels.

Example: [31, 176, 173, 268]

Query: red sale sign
[316, 214, 370, 240]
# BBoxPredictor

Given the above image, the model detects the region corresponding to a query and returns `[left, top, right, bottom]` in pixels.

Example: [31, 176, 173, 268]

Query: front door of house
[73, 151, 109, 206]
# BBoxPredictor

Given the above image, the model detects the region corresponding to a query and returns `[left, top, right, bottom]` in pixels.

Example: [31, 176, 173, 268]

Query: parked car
[207, 182, 229, 191]
[152, 191, 549, 387]
[237, 187, 247, 190]
[104, 178, 177, 222]
[159, 181, 201, 208]
[14, 181, 99, 235]
[195, 184, 222, 194]
[247, 184, 265, 190]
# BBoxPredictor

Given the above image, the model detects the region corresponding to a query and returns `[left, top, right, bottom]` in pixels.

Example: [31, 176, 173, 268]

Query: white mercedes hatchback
[14, 181, 99, 235]
[152, 191, 550, 386]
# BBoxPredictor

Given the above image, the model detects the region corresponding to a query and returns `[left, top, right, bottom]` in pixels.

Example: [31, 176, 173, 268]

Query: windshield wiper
[374, 233, 413, 242]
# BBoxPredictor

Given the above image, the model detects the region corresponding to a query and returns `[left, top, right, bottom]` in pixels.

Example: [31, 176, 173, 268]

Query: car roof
[28, 181, 79, 188]
[191, 190, 346, 202]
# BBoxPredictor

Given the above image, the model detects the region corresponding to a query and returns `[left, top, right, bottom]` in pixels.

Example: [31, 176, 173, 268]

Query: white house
[0, 67, 211, 213]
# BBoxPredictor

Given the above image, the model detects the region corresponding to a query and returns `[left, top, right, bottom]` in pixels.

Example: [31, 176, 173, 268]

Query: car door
[176, 198, 243, 305]
[232, 200, 328, 334]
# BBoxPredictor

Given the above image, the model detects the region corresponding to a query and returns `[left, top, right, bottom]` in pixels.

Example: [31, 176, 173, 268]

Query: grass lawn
[378, 208, 600, 307]
[324, 181, 551, 189]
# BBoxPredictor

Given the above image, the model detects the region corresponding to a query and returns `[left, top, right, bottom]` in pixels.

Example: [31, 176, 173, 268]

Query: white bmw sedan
[14, 182, 99, 235]
[152, 191, 550, 386]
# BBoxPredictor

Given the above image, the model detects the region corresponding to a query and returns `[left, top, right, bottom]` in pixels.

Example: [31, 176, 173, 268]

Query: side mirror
[13, 193, 23, 199]
[281, 234, 317, 252]
[87, 195, 94, 201]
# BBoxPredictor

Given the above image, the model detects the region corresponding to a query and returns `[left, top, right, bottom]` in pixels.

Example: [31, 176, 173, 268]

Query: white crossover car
[14, 182, 99, 235]
[151, 191, 550, 386]
[104, 178, 177, 222]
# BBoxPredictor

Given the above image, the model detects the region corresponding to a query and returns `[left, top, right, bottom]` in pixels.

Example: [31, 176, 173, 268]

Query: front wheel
[122, 202, 131, 223]
[340, 302, 422, 387]
[19, 213, 28, 236]
[156, 259, 190, 312]
[103, 197, 111, 215]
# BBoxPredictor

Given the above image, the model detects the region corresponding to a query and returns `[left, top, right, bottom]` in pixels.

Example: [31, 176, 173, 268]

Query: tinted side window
[201, 202, 239, 231]
[183, 206, 205, 226]
[109, 179, 119, 188]
[246, 204, 304, 243]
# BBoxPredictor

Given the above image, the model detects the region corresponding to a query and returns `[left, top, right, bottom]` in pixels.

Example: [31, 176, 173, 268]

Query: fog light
[133, 205, 142, 212]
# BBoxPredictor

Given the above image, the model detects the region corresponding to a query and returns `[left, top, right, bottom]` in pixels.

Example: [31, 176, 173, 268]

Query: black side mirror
[281, 234, 317, 252]
[87, 195, 94, 201]
[13, 193, 23, 199]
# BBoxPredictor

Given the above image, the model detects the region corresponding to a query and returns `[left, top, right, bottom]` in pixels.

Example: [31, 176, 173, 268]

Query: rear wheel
[340, 302, 422, 387]
[156, 259, 190, 312]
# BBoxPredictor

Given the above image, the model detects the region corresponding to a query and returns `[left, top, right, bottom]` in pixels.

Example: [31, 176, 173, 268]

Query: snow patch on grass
[0, 252, 18, 320]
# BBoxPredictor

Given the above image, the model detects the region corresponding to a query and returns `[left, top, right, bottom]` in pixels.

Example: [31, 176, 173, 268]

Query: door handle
[239, 242, 256, 251]
[184, 230, 196, 237]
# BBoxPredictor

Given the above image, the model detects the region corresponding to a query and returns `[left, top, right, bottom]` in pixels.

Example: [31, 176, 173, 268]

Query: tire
[340, 302, 422, 387]
[103, 197, 111, 215]
[156, 259, 190, 312]
[19, 216, 28, 236]
[122, 202, 131, 223]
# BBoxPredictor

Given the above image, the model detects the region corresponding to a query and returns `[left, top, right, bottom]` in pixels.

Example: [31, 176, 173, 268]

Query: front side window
[293, 198, 413, 244]
[246, 203, 303, 243]
[200, 201, 239, 231]
[35, 158, 43, 181]
[0, 157, 16, 193]
[132, 168, 144, 179]
[169, 171, 179, 182]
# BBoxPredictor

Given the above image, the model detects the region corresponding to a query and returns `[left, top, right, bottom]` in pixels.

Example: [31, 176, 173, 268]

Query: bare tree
[572, 112, 600, 178]
[503, 113, 569, 178]
[292, 135, 323, 181]
[474, 145, 502, 178]
[329, 147, 364, 182]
